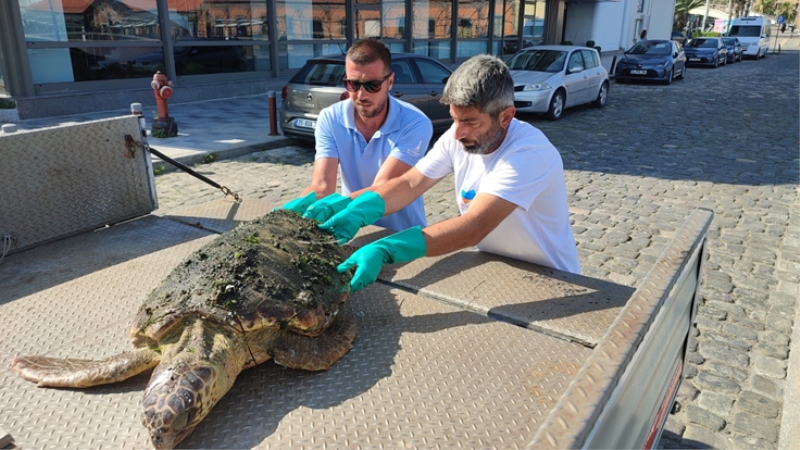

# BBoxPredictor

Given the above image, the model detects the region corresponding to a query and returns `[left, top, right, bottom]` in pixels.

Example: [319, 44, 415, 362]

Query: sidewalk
[7, 93, 293, 171]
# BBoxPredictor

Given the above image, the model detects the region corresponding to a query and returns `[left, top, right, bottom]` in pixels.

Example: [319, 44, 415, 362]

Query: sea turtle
[12, 209, 356, 449]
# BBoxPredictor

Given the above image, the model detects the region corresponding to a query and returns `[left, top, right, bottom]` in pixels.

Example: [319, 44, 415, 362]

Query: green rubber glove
[278, 191, 317, 214]
[302, 192, 352, 223]
[319, 191, 386, 245]
[337, 226, 427, 292]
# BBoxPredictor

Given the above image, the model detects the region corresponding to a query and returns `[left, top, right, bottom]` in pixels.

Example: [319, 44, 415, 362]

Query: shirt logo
[407, 141, 423, 157]
[461, 189, 476, 204]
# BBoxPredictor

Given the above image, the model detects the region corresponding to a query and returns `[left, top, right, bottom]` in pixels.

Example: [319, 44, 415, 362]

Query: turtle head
[142, 360, 233, 449]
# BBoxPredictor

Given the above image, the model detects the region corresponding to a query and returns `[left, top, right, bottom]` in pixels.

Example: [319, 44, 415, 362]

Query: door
[562, 50, 589, 106]
[580, 49, 604, 102]
[414, 58, 453, 133]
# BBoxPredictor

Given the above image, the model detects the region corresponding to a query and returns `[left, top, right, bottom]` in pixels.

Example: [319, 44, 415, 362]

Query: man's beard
[460, 121, 506, 155]
[354, 95, 388, 119]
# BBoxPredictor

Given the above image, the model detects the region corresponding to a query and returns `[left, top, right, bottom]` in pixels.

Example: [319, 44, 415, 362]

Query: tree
[776, 1, 798, 22]
[674, 0, 706, 30]
[754, 0, 779, 16]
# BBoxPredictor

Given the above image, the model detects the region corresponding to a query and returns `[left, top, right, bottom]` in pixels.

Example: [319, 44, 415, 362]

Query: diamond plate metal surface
[159, 197, 277, 234]
[0, 216, 214, 449]
[0, 211, 592, 450]
[0, 116, 156, 255]
[352, 227, 633, 347]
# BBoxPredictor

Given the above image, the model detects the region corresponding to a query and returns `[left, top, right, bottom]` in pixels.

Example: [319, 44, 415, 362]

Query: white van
[728, 16, 771, 59]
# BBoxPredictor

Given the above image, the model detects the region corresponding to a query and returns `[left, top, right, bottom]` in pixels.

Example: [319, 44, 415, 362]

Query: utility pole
[703, 0, 711, 32]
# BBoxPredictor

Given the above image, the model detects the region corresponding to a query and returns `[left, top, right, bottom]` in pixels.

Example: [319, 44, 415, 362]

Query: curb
[778, 187, 800, 450]
[150, 137, 294, 174]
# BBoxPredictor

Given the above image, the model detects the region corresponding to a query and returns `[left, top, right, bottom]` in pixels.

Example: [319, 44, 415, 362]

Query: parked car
[280, 53, 453, 142]
[671, 30, 687, 45]
[505, 45, 609, 120]
[683, 37, 727, 67]
[722, 37, 744, 63]
[614, 39, 686, 84]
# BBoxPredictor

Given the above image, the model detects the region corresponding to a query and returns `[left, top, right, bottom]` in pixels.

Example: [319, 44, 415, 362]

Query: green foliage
[595, 46, 602, 53]
[202, 153, 216, 164]
[777, 1, 798, 22]
[561, 40, 573, 45]
[0, 98, 16, 109]
[586, 40, 596, 48]
[697, 31, 722, 37]
[153, 165, 166, 175]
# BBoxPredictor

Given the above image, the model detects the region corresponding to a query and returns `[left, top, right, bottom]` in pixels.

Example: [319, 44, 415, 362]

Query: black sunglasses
[342, 73, 392, 93]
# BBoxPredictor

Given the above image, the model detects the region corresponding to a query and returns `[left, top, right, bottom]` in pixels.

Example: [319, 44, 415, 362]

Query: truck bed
[0, 197, 710, 449]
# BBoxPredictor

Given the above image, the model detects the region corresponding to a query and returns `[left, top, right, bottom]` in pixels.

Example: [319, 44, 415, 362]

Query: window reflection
[457, 0, 489, 38]
[275, 0, 346, 41]
[168, 0, 268, 41]
[20, 0, 160, 42]
[383, 0, 405, 39]
[413, 0, 452, 40]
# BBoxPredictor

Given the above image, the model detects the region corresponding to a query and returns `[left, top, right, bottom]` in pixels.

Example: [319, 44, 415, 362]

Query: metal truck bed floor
[0, 199, 627, 449]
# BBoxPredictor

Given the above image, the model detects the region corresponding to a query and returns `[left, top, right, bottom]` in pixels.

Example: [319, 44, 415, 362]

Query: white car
[506, 45, 609, 120]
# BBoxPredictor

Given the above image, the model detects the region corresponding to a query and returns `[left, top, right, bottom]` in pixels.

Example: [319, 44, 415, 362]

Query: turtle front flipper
[270, 313, 357, 371]
[11, 348, 161, 388]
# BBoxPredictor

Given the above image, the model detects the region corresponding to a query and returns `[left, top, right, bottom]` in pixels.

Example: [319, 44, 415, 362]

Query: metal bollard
[130, 102, 148, 142]
[268, 90, 278, 136]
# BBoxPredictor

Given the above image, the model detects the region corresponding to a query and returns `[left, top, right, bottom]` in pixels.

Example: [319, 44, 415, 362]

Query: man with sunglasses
[282, 38, 433, 233]
[318, 54, 581, 292]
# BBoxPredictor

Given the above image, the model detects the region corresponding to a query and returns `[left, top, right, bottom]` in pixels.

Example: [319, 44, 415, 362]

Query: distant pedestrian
[640, 29, 648, 40]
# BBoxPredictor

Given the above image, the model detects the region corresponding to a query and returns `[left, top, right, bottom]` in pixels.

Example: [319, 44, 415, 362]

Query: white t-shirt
[416, 118, 581, 274]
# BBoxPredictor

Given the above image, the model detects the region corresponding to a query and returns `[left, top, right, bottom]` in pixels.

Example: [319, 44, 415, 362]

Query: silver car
[280, 53, 453, 142]
[506, 45, 609, 120]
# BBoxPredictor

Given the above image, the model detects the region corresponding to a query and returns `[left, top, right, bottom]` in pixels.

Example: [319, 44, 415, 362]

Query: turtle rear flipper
[270, 314, 357, 371]
[12, 348, 160, 388]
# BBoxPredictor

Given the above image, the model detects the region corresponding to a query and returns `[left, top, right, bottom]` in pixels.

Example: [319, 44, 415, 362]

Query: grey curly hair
[440, 54, 514, 117]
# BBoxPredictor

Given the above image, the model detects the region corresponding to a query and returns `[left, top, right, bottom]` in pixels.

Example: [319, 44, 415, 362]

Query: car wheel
[664, 68, 673, 85]
[593, 81, 609, 108]
[714, 57, 719, 68]
[677, 65, 686, 80]
[546, 90, 565, 121]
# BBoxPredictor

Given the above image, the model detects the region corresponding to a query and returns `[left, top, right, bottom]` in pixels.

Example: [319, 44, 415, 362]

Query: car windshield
[627, 41, 670, 54]
[290, 61, 345, 86]
[686, 39, 717, 48]
[729, 25, 761, 37]
[506, 50, 567, 73]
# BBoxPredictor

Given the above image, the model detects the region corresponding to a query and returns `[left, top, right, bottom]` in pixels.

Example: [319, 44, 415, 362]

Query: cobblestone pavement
[153, 51, 800, 449]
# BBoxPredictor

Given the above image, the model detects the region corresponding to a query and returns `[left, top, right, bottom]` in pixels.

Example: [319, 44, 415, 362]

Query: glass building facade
[0, 0, 551, 108]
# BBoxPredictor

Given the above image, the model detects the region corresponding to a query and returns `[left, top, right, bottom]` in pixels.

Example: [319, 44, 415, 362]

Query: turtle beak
[141, 361, 218, 450]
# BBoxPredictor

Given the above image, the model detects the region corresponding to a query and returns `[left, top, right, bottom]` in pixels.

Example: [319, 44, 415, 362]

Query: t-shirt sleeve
[314, 107, 339, 161]
[480, 146, 561, 211]
[387, 108, 433, 167]
[415, 129, 455, 179]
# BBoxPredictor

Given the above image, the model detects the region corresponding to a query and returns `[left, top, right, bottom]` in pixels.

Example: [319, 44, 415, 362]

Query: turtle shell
[131, 209, 351, 346]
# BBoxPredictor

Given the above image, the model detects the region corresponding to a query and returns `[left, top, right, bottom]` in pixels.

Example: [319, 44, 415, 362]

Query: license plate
[295, 118, 316, 129]
[689, 58, 701, 61]
[631, 70, 647, 75]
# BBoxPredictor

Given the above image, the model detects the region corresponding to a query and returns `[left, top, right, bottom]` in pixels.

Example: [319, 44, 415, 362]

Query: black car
[614, 40, 687, 84]
[683, 37, 727, 68]
[722, 37, 744, 63]
[280, 53, 453, 142]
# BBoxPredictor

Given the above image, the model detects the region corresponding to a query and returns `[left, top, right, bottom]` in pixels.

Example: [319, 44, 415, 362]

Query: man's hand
[302, 193, 352, 223]
[320, 191, 386, 244]
[277, 192, 317, 214]
[337, 227, 426, 291]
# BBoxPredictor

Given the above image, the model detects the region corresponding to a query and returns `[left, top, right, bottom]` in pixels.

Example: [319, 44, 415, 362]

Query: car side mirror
[569, 66, 583, 74]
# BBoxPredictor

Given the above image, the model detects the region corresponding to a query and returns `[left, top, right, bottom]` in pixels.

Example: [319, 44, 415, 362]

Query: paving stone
[730, 412, 779, 442]
[685, 405, 726, 431]
[700, 330, 752, 351]
[732, 435, 774, 450]
[736, 390, 780, 418]
[704, 361, 749, 383]
[721, 323, 759, 342]
[752, 352, 788, 379]
[696, 391, 735, 417]
[682, 424, 733, 449]
[693, 371, 740, 396]
[697, 341, 749, 367]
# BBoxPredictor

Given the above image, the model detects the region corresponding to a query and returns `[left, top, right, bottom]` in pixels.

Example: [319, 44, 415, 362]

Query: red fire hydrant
[150, 71, 178, 138]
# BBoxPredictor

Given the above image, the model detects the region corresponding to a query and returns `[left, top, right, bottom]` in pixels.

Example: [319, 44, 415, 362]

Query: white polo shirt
[416, 118, 581, 274]
[315, 96, 432, 231]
